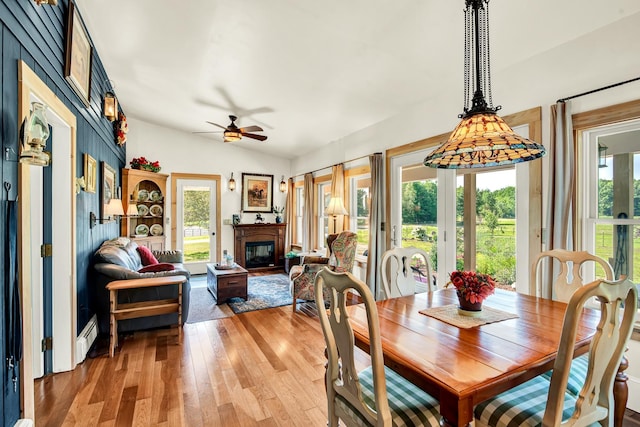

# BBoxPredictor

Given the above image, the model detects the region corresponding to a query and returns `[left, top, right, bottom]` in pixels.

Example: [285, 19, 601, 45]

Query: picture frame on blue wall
[84, 153, 96, 193]
[64, 0, 92, 107]
[101, 162, 116, 224]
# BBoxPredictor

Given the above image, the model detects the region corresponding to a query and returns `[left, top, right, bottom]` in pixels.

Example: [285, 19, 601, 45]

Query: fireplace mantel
[233, 223, 286, 271]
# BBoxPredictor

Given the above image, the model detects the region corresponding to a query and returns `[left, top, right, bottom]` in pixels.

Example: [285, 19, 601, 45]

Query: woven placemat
[419, 304, 518, 328]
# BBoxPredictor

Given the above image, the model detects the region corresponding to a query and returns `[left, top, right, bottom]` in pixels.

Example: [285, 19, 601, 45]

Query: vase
[457, 292, 483, 316]
[275, 215, 282, 223]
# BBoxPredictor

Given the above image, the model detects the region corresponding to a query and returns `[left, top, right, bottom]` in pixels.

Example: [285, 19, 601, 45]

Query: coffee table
[206, 263, 248, 304]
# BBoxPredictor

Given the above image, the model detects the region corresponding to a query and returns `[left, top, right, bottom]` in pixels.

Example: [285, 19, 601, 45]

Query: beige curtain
[330, 164, 346, 233]
[284, 177, 295, 252]
[366, 153, 386, 299]
[544, 101, 575, 298]
[302, 173, 314, 252]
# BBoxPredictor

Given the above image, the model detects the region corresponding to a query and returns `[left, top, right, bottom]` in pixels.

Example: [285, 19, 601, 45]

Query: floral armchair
[289, 231, 358, 312]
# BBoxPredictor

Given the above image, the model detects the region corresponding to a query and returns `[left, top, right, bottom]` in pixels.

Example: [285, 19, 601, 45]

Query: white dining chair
[380, 247, 434, 299]
[474, 277, 637, 427]
[314, 268, 441, 426]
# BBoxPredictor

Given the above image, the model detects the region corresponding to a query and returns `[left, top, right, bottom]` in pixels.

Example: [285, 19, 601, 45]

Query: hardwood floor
[34, 280, 640, 426]
[34, 300, 369, 426]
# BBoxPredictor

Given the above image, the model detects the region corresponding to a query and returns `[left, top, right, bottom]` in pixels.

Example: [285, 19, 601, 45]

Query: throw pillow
[137, 246, 159, 266]
[138, 263, 175, 273]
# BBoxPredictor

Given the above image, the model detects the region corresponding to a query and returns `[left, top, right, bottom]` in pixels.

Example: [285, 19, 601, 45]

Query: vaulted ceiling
[76, 0, 640, 159]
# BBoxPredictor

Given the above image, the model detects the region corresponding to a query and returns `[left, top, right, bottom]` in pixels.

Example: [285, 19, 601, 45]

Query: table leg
[439, 394, 472, 427]
[613, 355, 629, 427]
[109, 289, 117, 357]
[178, 281, 183, 343]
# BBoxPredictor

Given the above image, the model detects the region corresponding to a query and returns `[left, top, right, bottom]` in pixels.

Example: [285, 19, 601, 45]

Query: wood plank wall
[0, 1, 125, 423]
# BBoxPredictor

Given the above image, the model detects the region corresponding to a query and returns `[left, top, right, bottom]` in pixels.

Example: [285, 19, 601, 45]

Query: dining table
[345, 287, 628, 427]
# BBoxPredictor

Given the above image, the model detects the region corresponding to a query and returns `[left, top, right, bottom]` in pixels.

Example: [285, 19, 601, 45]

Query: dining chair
[380, 246, 435, 299]
[532, 249, 614, 303]
[290, 231, 358, 312]
[474, 277, 637, 427]
[314, 268, 441, 426]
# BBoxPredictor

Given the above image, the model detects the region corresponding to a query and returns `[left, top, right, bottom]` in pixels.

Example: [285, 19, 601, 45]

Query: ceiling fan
[194, 115, 267, 142]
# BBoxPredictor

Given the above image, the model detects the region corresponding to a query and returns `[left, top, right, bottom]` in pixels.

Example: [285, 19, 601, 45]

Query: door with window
[173, 175, 220, 275]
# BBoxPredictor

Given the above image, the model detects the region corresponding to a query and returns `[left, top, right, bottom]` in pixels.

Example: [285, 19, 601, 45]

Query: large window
[294, 185, 304, 246]
[317, 181, 331, 249]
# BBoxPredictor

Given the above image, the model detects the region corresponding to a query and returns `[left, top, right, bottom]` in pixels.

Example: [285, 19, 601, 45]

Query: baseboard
[76, 314, 98, 363]
[14, 419, 33, 427]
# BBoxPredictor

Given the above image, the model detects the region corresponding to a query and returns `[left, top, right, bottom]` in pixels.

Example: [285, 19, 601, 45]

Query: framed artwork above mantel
[241, 173, 273, 213]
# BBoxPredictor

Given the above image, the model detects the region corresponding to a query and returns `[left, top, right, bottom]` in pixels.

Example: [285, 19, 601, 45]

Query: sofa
[92, 237, 191, 334]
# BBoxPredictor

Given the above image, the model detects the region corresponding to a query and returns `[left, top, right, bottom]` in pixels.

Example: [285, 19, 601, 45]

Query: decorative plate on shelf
[150, 224, 163, 236]
[149, 204, 163, 216]
[137, 204, 149, 216]
[135, 224, 149, 236]
[137, 189, 149, 202]
[150, 190, 162, 201]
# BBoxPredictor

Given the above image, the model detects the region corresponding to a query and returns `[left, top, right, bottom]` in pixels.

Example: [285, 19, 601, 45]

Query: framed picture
[101, 162, 116, 224]
[84, 153, 97, 193]
[64, 0, 92, 107]
[241, 173, 273, 213]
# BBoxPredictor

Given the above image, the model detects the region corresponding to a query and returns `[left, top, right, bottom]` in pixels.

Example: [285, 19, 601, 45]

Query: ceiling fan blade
[192, 131, 223, 134]
[206, 121, 228, 130]
[239, 125, 263, 133]
[241, 132, 268, 141]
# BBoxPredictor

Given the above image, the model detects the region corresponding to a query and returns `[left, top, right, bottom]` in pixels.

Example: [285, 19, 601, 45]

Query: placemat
[419, 304, 518, 328]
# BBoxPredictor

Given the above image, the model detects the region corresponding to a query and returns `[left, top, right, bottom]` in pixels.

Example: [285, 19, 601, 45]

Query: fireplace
[234, 223, 286, 271]
[245, 241, 275, 268]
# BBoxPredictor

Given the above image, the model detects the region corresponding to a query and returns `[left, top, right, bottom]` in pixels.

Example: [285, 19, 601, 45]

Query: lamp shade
[424, 112, 546, 168]
[103, 91, 118, 122]
[228, 172, 236, 191]
[104, 199, 125, 217]
[20, 102, 51, 167]
[279, 175, 287, 192]
[126, 203, 138, 216]
[325, 197, 348, 216]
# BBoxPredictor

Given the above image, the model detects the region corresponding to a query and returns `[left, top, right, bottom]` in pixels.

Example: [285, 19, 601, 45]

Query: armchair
[289, 231, 358, 312]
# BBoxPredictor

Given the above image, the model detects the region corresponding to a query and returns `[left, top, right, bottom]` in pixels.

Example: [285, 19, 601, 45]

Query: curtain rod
[293, 152, 381, 179]
[556, 76, 640, 103]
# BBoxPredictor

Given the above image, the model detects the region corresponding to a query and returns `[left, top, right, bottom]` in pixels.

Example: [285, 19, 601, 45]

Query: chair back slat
[381, 247, 434, 299]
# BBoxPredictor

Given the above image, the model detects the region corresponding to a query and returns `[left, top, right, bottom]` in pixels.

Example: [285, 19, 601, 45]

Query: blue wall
[1, 0, 124, 423]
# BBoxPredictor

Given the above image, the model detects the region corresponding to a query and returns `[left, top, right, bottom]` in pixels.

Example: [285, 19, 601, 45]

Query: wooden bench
[106, 275, 187, 357]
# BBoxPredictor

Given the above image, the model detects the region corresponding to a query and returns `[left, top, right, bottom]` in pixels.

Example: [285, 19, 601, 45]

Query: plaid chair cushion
[539, 353, 588, 397]
[474, 375, 600, 427]
[335, 366, 440, 427]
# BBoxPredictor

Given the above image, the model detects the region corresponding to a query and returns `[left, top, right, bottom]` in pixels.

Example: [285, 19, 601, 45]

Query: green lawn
[183, 236, 210, 262]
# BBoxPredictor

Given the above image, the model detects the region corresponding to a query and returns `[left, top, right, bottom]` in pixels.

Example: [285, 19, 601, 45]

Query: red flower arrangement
[447, 270, 496, 304]
[130, 156, 161, 172]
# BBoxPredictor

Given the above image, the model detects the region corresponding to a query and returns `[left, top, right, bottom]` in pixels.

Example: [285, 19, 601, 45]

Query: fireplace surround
[233, 223, 285, 271]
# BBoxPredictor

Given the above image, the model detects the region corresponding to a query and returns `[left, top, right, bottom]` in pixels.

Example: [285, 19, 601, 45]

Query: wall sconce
[33, 0, 58, 5]
[103, 91, 118, 122]
[20, 101, 50, 167]
[228, 172, 236, 191]
[89, 199, 125, 228]
[279, 175, 287, 192]
[598, 143, 609, 168]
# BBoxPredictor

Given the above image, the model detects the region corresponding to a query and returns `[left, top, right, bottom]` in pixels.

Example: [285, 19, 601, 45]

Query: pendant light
[424, 0, 545, 169]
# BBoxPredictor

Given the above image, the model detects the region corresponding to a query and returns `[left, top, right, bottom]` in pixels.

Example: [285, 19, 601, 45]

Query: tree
[484, 209, 499, 235]
[184, 190, 210, 228]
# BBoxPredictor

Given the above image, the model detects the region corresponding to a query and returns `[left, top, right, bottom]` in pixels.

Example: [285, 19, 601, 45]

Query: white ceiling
[76, 0, 640, 159]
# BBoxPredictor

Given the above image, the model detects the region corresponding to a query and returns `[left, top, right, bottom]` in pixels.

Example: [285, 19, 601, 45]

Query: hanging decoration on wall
[115, 112, 128, 146]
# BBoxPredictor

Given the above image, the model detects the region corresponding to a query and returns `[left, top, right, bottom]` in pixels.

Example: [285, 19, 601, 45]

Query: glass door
[176, 178, 218, 275]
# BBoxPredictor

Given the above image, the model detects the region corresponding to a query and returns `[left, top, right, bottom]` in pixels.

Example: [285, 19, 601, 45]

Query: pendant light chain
[463, 6, 471, 116]
[484, 1, 495, 110]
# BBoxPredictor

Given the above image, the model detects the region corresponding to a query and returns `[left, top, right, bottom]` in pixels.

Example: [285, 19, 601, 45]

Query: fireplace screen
[245, 241, 275, 268]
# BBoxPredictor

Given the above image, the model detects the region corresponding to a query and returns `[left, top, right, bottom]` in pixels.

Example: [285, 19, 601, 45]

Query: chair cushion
[539, 353, 588, 397]
[474, 375, 589, 427]
[137, 245, 159, 266]
[335, 366, 440, 427]
[138, 262, 175, 273]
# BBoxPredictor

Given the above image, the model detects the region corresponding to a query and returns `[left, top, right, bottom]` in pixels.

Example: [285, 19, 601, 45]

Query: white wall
[126, 117, 290, 255]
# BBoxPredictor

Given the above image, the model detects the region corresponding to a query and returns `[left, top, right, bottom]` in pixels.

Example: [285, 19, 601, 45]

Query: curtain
[284, 178, 295, 253]
[330, 164, 346, 233]
[544, 101, 575, 297]
[366, 153, 386, 299]
[302, 173, 314, 252]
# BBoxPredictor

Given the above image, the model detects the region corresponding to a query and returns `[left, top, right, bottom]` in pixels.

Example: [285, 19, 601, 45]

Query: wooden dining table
[345, 288, 621, 427]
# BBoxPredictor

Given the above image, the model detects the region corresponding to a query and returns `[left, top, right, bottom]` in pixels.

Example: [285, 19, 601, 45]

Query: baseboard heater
[76, 314, 98, 363]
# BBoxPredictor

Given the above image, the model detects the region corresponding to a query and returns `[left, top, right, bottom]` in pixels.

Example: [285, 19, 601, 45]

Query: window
[349, 174, 371, 255]
[294, 185, 304, 246]
[317, 181, 331, 249]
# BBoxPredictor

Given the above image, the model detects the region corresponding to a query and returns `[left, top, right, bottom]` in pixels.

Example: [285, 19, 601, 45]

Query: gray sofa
[92, 237, 190, 334]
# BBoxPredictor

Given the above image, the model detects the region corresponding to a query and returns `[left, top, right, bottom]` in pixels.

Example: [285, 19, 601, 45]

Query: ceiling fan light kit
[423, 0, 545, 169]
[198, 114, 268, 143]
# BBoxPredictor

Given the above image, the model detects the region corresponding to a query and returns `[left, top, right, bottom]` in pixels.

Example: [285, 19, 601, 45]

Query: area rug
[228, 274, 293, 314]
[186, 274, 292, 322]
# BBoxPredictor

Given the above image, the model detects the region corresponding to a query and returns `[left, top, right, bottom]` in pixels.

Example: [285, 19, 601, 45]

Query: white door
[176, 178, 217, 275]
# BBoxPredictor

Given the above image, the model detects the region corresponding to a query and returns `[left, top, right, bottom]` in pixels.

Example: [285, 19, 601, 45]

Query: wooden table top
[346, 288, 600, 427]
[206, 263, 248, 276]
